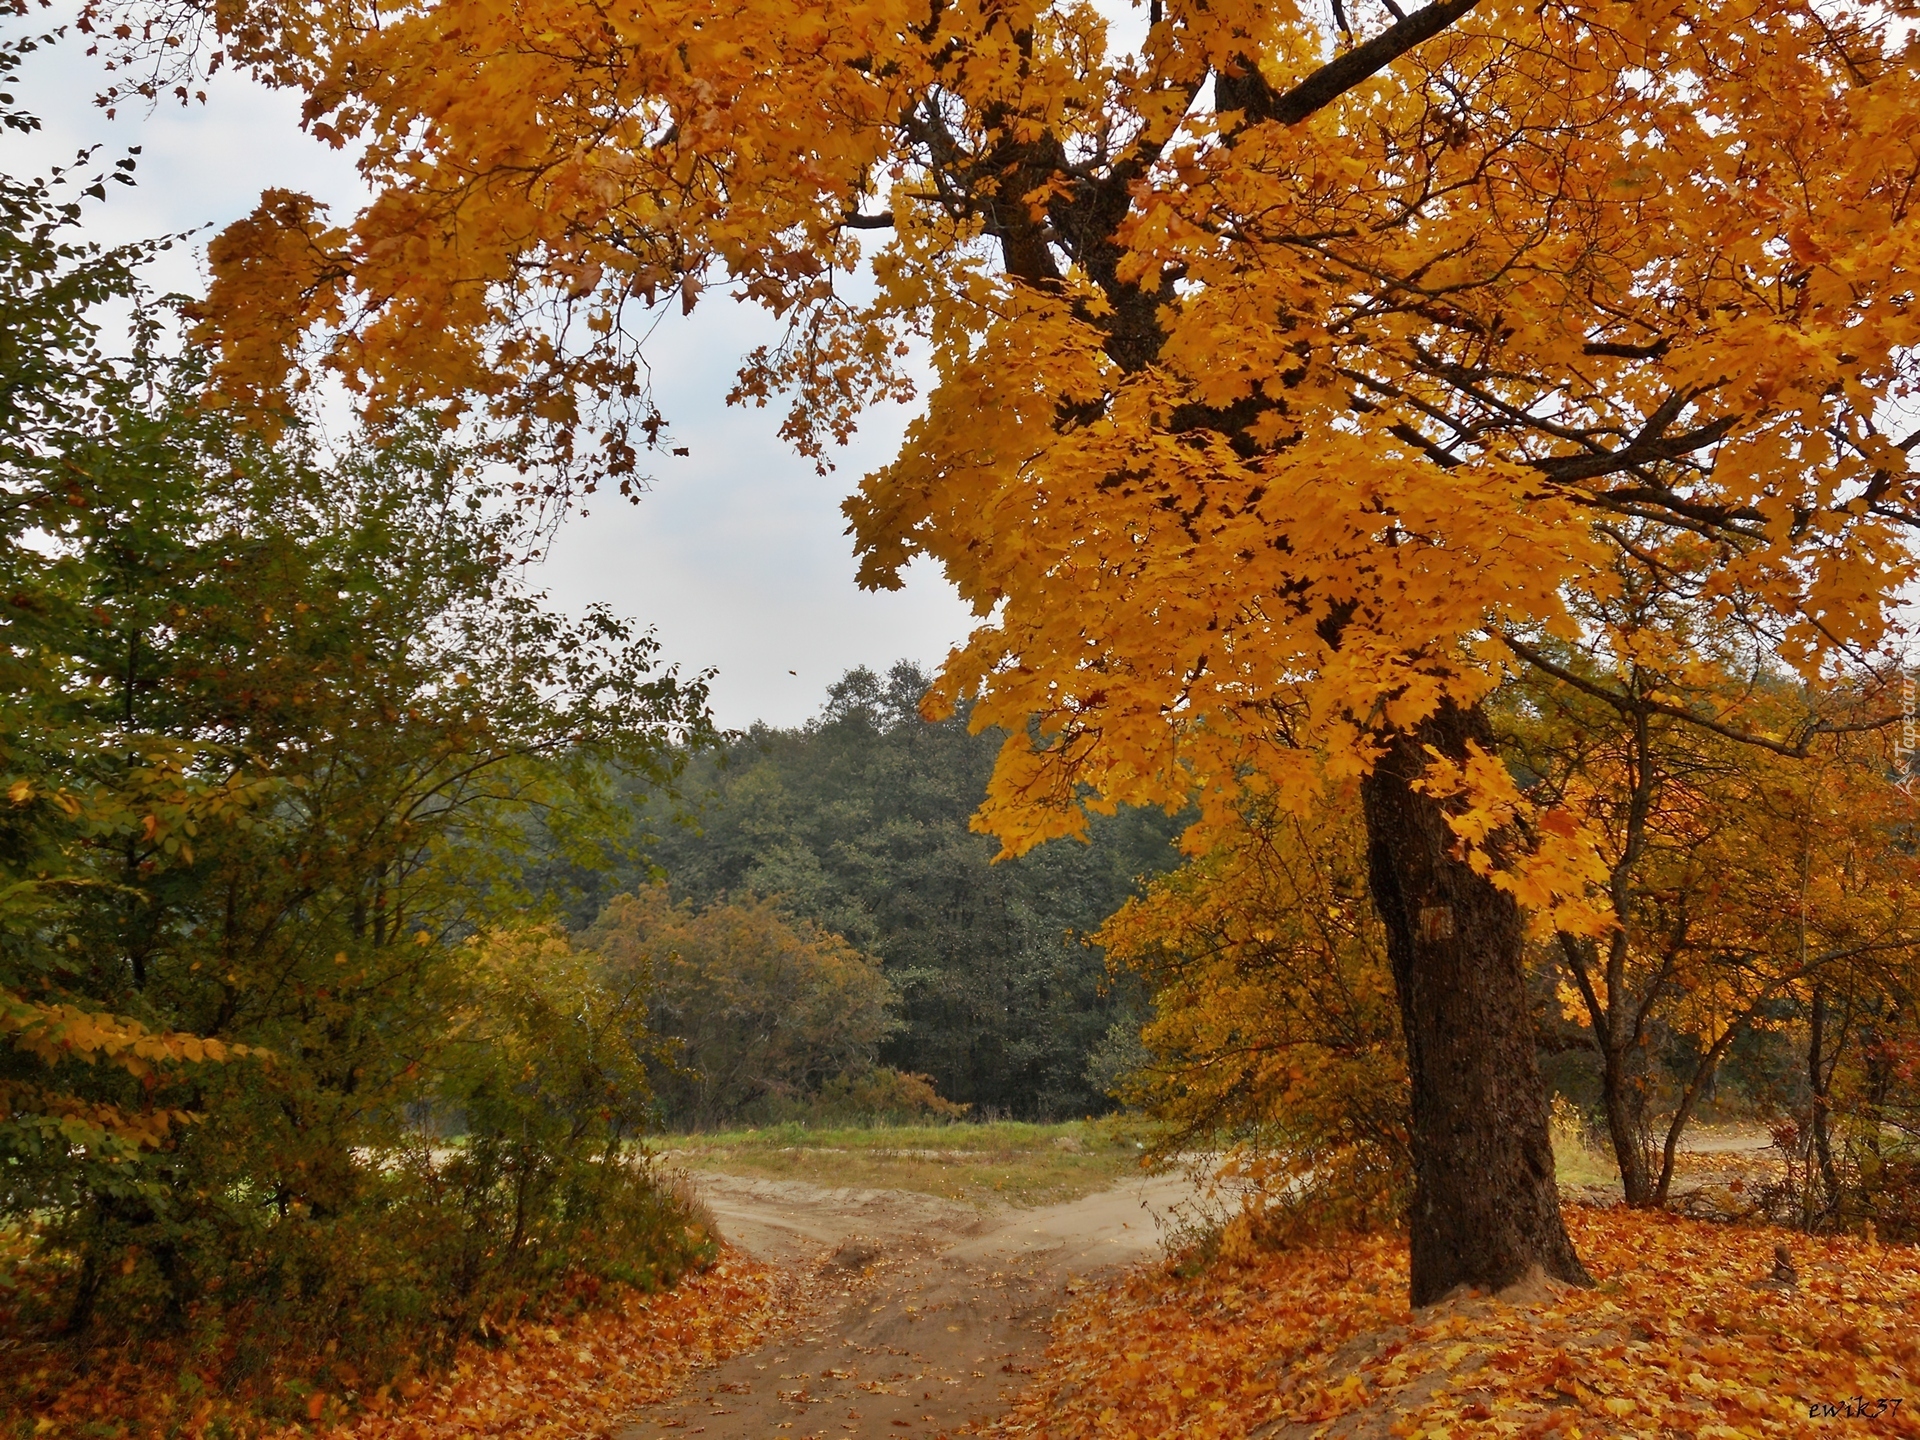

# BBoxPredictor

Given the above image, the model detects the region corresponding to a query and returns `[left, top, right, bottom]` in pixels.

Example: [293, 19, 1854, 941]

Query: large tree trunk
[1360, 699, 1593, 1304]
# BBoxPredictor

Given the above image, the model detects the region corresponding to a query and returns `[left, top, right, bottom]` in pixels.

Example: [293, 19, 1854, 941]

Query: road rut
[616, 1170, 1196, 1439]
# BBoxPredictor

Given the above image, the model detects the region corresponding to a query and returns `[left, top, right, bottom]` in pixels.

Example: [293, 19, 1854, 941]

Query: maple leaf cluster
[1, 1253, 790, 1440]
[990, 1209, 1920, 1439]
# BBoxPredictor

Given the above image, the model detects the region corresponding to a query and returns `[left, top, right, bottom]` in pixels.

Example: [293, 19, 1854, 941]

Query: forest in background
[563, 661, 1184, 1123]
[591, 655, 1917, 1244]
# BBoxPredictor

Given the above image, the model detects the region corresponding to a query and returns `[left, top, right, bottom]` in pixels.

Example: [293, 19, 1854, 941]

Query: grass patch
[1548, 1096, 1622, 1200]
[1552, 1131, 1623, 1194]
[650, 1117, 1164, 1208]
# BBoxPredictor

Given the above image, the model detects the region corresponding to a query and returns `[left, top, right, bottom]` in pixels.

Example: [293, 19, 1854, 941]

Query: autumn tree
[1496, 557, 1920, 1208]
[87, 0, 1920, 1299]
[0, 28, 258, 1179]
[1806, 958, 1920, 1238]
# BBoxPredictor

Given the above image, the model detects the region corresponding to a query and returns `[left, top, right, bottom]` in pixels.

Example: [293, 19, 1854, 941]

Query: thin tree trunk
[1559, 932, 1657, 1206]
[1861, 1001, 1897, 1159]
[1361, 699, 1593, 1304]
[1652, 1020, 1744, 1205]
[1600, 1047, 1655, 1205]
[122, 625, 149, 990]
[1808, 986, 1840, 1222]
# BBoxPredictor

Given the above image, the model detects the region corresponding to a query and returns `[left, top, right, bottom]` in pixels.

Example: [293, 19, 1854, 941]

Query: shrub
[1098, 798, 1410, 1240]
[6, 928, 711, 1406]
[0, 141, 712, 1397]
[753, 1066, 971, 1126]
[585, 887, 904, 1129]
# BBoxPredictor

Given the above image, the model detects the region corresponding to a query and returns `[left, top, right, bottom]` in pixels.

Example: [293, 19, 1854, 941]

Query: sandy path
[615, 1171, 1196, 1440]
[1674, 1124, 1774, 1155]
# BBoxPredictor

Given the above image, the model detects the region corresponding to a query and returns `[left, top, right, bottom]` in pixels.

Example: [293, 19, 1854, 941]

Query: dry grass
[649, 1118, 1164, 1208]
[1551, 1132, 1622, 1199]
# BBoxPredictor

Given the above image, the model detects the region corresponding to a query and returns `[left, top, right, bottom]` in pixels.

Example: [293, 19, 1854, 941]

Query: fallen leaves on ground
[987, 1206, 1920, 1438]
[4, 1252, 794, 1440]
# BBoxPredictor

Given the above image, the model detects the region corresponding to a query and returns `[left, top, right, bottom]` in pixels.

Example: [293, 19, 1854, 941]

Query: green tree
[601, 662, 1182, 1119]
[587, 886, 900, 1128]
[1, 59, 712, 1381]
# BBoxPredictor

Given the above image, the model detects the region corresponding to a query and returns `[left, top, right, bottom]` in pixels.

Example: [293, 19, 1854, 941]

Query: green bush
[587, 887, 907, 1128]
[0, 73, 713, 1411]
[749, 1065, 971, 1126]
[10, 929, 713, 1397]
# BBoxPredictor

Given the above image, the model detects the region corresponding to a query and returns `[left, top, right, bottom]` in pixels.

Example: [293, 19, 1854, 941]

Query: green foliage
[0, 55, 713, 1393]
[585, 662, 1184, 1119]
[415, 928, 710, 1334]
[586, 887, 904, 1129]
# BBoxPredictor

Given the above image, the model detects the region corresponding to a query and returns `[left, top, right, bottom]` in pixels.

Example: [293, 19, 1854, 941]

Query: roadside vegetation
[3, 1251, 790, 1440]
[0, 51, 738, 1436]
[656, 1118, 1161, 1209]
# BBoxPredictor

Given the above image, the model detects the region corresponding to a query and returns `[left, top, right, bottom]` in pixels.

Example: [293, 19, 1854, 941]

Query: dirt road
[615, 1170, 1197, 1440]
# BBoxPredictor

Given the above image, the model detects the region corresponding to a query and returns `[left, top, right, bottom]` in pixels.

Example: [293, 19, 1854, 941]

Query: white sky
[9, 19, 976, 731]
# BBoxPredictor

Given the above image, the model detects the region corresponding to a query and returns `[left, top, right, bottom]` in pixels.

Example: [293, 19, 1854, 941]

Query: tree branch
[1499, 631, 1906, 758]
[1534, 408, 1738, 484]
[1219, 0, 1484, 127]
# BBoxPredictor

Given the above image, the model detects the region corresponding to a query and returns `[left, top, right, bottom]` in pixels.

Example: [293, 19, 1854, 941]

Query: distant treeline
[559, 663, 1185, 1122]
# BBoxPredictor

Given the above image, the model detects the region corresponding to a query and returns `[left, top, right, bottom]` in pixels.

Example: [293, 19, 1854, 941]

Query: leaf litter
[984, 1206, 1920, 1438]
[3, 1253, 794, 1440]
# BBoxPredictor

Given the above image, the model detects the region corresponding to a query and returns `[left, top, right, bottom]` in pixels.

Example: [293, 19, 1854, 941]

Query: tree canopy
[75, 0, 1920, 1297]
[88, 0, 1915, 834]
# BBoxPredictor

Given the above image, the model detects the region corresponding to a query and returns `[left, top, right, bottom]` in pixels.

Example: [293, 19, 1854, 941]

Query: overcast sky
[11, 19, 977, 731]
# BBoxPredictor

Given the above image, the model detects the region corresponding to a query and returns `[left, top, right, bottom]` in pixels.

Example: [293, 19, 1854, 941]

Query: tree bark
[1599, 1044, 1655, 1205]
[1360, 699, 1593, 1304]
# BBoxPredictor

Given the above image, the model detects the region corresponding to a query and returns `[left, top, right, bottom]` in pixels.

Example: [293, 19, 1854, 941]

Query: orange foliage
[0, 986, 260, 1149]
[1097, 798, 1409, 1224]
[80, 0, 1920, 890]
[990, 1210, 1920, 1438]
[4, 1253, 789, 1440]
